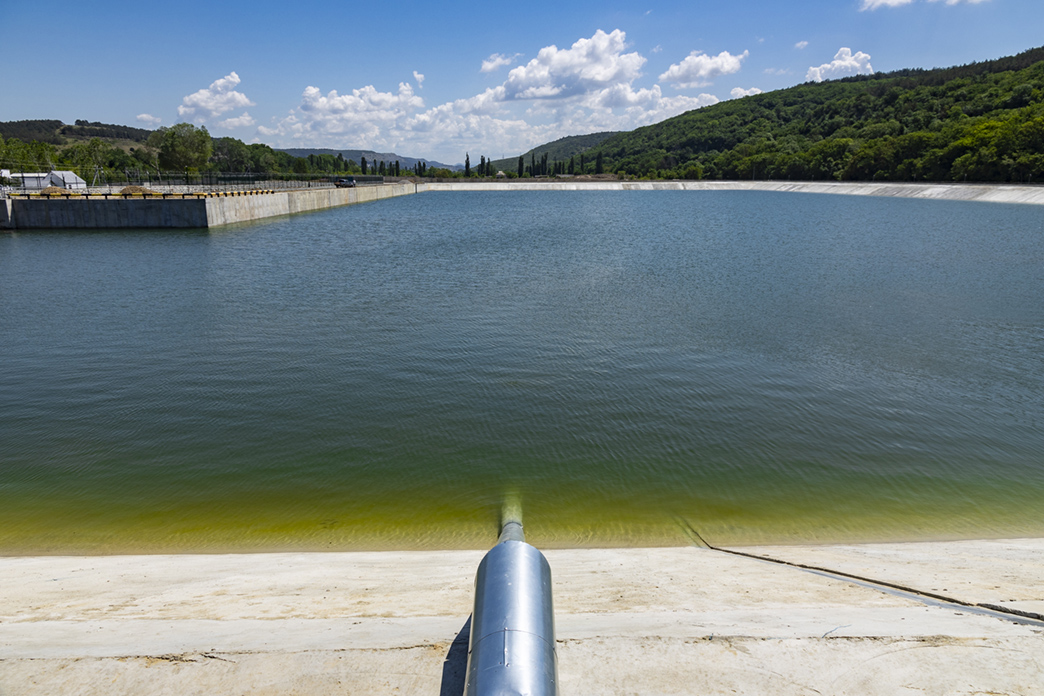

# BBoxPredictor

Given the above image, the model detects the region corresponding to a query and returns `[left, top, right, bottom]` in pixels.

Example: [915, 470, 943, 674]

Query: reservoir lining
[3, 180, 1043, 230]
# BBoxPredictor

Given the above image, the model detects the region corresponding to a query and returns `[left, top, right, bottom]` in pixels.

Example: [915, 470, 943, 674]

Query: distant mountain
[489, 132, 619, 173]
[278, 148, 462, 172]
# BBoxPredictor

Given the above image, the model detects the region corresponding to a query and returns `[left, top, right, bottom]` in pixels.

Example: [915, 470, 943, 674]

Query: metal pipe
[463, 501, 558, 696]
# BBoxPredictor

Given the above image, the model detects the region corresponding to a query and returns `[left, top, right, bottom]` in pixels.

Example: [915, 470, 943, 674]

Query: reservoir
[1, 190, 1042, 553]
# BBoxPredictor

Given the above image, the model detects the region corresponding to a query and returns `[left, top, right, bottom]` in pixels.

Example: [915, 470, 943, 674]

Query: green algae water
[2, 190, 1043, 553]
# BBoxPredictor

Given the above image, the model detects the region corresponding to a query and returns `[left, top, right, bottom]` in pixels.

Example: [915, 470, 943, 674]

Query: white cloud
[502, 30, 645, 99]
[480, 53, 521, 73]
[795, 41, 809, 50]
[659, 50, 748, 89]
[217, 112, 256, 129]
[259, 29, 722, 163]
[730, 87, 763, 99]
[258, 81, 425, 149]
[136, 113, 162, 126]
[413, 71, 425, 87]
[178, 72, 255, 121]
[862, 0, 988, 8]
[806, 47, 874, 82]
[860, 0, 913, 8]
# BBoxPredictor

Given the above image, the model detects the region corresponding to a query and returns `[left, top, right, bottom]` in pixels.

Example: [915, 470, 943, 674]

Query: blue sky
[2, 0, 1041, 163]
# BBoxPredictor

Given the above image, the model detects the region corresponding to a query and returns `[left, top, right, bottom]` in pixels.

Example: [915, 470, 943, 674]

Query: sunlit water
[1, 190, 1042, 553]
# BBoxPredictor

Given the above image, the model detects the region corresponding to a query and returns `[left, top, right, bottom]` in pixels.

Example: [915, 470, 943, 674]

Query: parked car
[335, 177, 357, 188]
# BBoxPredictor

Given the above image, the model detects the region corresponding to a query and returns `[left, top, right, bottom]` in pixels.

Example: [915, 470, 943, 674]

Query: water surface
[1, 191, 1042, 552]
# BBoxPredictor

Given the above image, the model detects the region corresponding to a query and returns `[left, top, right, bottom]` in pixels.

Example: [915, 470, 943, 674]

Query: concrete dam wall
[1, 182, 417, 230]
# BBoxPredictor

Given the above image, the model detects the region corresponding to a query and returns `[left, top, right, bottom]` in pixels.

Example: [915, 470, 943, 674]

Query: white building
[5, 170, 87, 190]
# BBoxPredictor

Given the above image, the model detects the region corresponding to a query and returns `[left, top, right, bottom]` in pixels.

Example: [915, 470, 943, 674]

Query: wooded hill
[0, 119, 152, 146]
[0, 121, 459, 180]
[4, 44, 1043, 183]
[580, 45, 1044, 182]
[489, 131, 618, 174]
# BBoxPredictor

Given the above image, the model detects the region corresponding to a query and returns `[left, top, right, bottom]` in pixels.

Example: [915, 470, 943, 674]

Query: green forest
[0, 121, 451, 184]
[3, 45, 1044, 184]
[585, 45, 1044, 182]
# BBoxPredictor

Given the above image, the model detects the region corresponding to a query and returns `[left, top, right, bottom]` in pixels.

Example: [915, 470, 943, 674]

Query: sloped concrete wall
[0, 199, 11, 229]
[204, 182, 417, 227]
[418, 180, 1044, 205]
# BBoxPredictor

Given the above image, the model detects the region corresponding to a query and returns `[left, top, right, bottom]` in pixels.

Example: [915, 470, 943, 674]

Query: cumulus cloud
[860, 0, 913, 8]
[413, 71, 425, 87]
[806, 48, 874, 82]
[258, 81, 426, 150]
[731, 87, 763, 99]
[178, 72, 255, 121]
[862, 0, 987, 8]
[795, 41, 809, 50]
[260, 29, 721, 162]
[137, 113, 162, 126]
[659, 50, 748, 89]
[481, 53, 521, 73]
[501, 30, 646, 99]
[217, 113, 256, 129]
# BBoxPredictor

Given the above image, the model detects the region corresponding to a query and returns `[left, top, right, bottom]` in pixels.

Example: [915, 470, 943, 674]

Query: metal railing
[0, 170, 389, 198]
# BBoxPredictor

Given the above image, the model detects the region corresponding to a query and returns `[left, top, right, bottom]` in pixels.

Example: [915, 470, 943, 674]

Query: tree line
[0, 123, 476, 183]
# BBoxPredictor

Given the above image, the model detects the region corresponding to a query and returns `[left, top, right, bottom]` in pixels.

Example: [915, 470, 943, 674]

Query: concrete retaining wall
[0, 199, 11, 229]
[419, 180, 1044, 205]
[205, 182, 416, 227]
[2, 183, 417, 230]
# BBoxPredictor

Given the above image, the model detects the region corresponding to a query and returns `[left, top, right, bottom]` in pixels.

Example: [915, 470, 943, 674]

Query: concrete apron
[1, 539, 1042, 695]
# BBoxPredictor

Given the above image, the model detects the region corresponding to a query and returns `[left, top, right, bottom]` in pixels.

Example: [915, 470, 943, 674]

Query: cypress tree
[465, 153, 471, 177]
[518, 156, 524, 177]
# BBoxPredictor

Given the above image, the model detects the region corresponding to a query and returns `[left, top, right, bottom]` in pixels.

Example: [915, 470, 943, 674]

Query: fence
[0, 171, 388, 198]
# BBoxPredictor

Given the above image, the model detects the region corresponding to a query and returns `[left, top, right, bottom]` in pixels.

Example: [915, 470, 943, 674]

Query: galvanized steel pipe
[463, 507, 558, 696]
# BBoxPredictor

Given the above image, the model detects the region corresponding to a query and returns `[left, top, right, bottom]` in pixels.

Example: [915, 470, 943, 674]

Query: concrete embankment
[2, 539, 1041, 695]
[1, 182, 416, 230]
[421, 179, 1044, 205]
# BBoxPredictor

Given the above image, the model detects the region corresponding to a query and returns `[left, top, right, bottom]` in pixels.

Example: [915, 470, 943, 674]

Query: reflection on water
[1, 191, 1043, 553]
